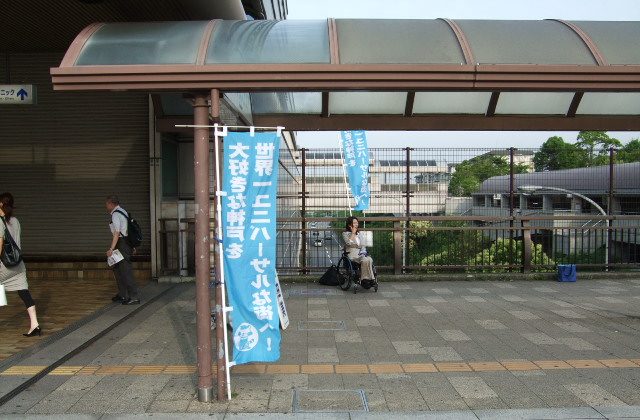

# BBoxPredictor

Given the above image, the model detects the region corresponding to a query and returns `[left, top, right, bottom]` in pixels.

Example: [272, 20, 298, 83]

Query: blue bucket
[557, 264, 577, 282]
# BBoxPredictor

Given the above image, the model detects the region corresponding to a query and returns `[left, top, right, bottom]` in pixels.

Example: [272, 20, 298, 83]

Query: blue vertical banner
[222, 131, 281, 364]
[340, 130, 370, 210]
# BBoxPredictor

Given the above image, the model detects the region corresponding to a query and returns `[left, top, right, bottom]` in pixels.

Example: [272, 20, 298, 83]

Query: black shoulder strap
[113, 209, 129, 220]
[112, 209, 130, 238]
[1, 216, 15, 242]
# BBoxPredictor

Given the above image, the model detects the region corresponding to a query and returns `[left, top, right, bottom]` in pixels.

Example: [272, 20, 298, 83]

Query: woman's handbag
[1, 217, 22, 267]
[0, 284, 7, 306]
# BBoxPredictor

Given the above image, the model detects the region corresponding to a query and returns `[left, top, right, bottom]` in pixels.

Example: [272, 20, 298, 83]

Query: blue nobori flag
[222, 131, 281, 364]
[340, 130, 370, 210]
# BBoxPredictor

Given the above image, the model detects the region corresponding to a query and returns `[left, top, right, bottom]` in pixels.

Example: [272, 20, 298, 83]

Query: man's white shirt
[109, 206, 128, 237]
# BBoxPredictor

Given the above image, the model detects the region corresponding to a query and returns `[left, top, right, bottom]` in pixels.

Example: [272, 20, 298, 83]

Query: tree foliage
[576, 131, 622, 165]
[448, 154, 529, 196]
[617, 139, 640, 163]
[417, 234, 554, 272]
[408, 221, 485, 265]
[533, 131, 629, 171]
[532, 136, 586, 171]
[468, 238, 554, 271]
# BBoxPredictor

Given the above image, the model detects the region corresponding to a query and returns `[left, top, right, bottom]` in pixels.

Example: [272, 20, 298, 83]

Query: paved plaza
[2, 277, 640, 418]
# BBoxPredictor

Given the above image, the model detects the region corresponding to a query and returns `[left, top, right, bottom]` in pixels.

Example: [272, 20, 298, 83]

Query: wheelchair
[336, 252, 378, 294]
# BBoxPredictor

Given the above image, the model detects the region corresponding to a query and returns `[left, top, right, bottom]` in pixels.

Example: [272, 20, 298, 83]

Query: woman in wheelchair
[341, 216, 377, 291]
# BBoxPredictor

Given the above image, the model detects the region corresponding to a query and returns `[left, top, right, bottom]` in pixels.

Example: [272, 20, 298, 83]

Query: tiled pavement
[0, 276, 149, 361]
[2, 278, 640, 417]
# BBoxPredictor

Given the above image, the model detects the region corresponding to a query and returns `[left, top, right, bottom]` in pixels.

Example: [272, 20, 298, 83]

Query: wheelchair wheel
[336, 256, 353, 291]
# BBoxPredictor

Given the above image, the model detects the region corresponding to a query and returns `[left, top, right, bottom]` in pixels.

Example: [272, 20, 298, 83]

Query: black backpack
[319, 265, 340, 286]
[114, 209, 143, 248]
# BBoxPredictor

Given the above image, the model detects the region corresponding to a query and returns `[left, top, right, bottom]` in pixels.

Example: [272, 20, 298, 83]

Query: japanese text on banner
[222, 131, 281, 364]
[340, 130, 370, 210]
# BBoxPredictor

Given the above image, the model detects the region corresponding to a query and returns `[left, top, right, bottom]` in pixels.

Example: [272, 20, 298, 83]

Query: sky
[286, 0, 640, 149]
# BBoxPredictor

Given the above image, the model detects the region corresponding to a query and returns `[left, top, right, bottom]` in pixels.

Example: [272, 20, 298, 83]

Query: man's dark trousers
[113, 238, 138, 300]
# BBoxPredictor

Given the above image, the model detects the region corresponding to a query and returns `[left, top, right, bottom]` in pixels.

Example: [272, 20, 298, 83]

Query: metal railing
[159, 215, 640, 275]
[159, 145, 640, 276]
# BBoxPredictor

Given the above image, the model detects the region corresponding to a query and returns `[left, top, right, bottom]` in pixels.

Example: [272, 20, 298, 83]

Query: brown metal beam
[157, 113, 640, 133]
[566, 92, 584, 117]
[486, 92, 500, 117]
[551, 19, 608, 66]
[196, 20, 218, 66]
[440, 19, 475, 65]
[59, 22, 104, 67]
[252, 114, 640, 131]
[404, 91, 415, 117]
[56, 63, 476, 72]
[52, 79, 640, 92]
[328, 18, 340, 65]
[321, 91, 330, 117]
[52, 63, 640, 92]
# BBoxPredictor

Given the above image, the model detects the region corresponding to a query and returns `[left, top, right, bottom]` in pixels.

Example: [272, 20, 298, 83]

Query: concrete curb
[275, 270, 640, 283]
[157, 271, 640, 284]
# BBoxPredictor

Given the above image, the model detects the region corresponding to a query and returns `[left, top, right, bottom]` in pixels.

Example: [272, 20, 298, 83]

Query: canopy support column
[210, 89, 229, 401]
[193, 94, 213, 402]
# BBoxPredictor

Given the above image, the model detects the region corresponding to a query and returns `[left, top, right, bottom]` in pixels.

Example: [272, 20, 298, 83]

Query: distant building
[474, 162, 640, 216]
[298, 151, 453, 214]
[472, 162, 640, 260]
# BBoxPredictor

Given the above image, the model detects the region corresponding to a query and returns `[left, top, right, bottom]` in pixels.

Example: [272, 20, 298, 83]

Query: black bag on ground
[319, 265, 340, 286]
[114, 209, 143, 248]
[1, 216, 23, 267]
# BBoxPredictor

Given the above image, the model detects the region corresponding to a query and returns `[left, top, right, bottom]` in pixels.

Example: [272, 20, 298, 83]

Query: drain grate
[298, 320, 346, 331]
[293, 389, 368, 413]
[288, 289, 337, 297]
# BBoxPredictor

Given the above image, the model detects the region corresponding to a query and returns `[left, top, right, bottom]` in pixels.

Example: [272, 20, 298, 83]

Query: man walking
[106, 195, 140, 305]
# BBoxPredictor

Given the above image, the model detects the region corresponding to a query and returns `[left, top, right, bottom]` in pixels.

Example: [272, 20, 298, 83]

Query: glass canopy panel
[75, 21, 208, 65]
[413, 92, 491, 114]
[495, 92, 574, 115]
[251, 92, 322, 114]
[329, 92, 406, 114]
[571, 21, 640, 65]
[207, 20, 330, 64]
[224, 93, 253, 124]
[456, 20, 596, 65]
[160, 93, 194, 116]
[336, 19, 465, 64]
[577, 93, 640, 115]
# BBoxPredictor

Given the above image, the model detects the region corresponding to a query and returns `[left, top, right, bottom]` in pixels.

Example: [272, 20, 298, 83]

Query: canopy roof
[51, 19, 640, 131]
[1, 0, 256, 52]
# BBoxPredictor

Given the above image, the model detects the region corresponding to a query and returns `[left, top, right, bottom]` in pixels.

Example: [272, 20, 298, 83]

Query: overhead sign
[0, 85, 35, 105]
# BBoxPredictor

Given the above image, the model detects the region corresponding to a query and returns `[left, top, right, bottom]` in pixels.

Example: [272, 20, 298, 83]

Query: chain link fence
[160, 145, 640, 275]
